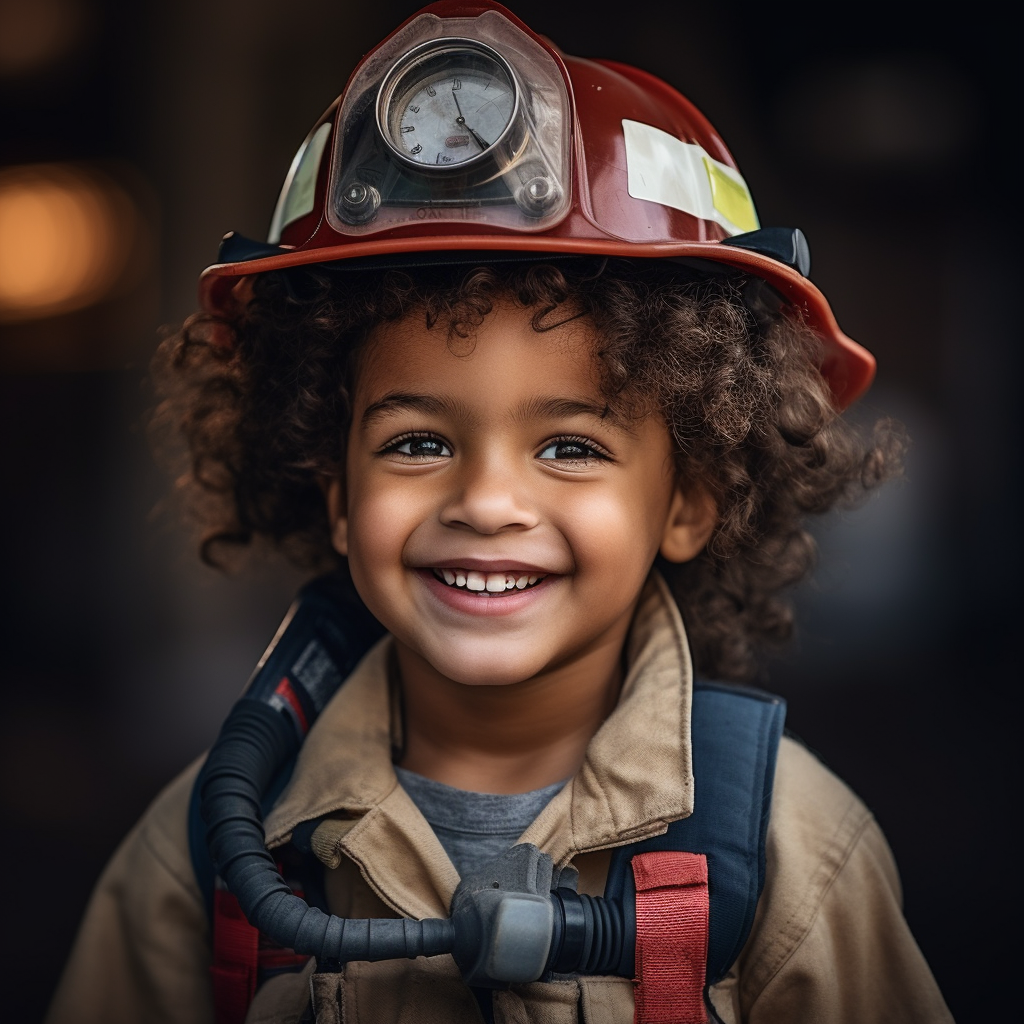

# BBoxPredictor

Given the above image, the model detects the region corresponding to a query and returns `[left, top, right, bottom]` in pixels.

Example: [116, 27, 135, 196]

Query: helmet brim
[199, 234, 875, 409]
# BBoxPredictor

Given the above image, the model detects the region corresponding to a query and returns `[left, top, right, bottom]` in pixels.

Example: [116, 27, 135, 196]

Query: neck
[393, 630, 628, 794]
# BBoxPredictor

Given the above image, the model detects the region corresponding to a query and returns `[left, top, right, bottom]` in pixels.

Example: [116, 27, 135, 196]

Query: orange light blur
[0, 164, 138, 322]
[0, 0, 89, 78]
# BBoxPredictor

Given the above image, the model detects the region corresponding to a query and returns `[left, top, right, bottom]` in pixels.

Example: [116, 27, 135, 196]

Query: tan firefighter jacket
[46, 574, 954, 1023]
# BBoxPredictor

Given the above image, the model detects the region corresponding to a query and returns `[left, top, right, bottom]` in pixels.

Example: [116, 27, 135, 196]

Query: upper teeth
[435, 569, 545, 592]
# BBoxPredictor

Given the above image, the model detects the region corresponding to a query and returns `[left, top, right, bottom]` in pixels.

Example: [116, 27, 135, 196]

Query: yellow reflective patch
[703, 158, 758, 232]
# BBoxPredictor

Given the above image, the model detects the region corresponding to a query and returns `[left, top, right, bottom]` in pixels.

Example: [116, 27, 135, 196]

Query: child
[47, 3, 953, 1022]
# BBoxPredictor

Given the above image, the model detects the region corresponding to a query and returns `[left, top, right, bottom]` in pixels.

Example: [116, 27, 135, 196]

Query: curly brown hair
[150, 257, 904, 681]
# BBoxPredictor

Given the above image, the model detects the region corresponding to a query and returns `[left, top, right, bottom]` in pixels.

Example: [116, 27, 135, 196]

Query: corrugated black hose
[197, 573, 630, 982]
[199, 697, 456, 962]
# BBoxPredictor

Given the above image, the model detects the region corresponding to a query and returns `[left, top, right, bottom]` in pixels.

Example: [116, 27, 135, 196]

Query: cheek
[348, 493, 404, 564]
[564, 478, 671, 576]
[343, 494, 412, 629]
[344, 466, 434, 578]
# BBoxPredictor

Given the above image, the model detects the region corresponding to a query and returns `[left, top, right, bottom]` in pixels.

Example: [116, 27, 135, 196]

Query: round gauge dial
[378, 40, 520, 170]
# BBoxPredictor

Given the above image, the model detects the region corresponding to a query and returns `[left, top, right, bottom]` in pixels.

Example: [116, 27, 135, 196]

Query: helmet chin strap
[198, 573, 633, 986]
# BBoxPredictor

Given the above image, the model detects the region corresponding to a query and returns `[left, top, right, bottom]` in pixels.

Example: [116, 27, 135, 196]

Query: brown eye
[385, 434, 452, 458]
[538, 438, 606, 461]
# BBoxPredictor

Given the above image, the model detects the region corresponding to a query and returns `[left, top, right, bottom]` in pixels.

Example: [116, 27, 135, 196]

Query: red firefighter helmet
[200, 0, 874, 407]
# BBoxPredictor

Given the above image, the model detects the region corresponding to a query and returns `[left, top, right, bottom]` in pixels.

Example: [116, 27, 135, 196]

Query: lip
[416, 568, 556, 617]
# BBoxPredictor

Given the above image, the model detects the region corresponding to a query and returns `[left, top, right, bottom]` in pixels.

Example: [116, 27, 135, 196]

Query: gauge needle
[452, 87, 492, 151]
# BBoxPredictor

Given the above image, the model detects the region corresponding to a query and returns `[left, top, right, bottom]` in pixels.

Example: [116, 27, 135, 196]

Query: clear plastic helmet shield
[270, 8, 571, 242]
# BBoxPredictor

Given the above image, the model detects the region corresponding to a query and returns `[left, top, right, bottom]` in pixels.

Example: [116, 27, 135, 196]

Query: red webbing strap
[632, 851, 710, 1024]
[211, 888, 259, 1024]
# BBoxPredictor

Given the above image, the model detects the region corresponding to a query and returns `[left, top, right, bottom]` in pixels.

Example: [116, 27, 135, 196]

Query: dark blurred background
[0, 1, 1018, 1020]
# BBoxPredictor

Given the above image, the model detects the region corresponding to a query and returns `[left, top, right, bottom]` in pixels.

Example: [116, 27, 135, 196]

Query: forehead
[356, 300, 605, 406]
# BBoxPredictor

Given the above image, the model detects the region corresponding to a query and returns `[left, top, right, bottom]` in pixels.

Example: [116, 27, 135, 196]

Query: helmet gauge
[377, 40, 521, 173]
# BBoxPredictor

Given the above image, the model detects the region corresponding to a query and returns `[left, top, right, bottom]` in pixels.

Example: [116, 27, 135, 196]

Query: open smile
[431, 568, 548, 594]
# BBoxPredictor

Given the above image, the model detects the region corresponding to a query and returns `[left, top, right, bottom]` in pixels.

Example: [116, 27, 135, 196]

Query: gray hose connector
[200, 698, 455, 962]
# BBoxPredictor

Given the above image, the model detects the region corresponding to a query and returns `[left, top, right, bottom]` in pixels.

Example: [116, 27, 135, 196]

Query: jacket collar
[263, 571, 694, 918]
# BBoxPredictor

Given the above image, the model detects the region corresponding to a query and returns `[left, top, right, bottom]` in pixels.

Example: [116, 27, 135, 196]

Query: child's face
[328, 299, 713, 689]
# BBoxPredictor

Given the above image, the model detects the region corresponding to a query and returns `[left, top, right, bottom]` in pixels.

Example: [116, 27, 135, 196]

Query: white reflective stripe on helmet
[622, 119, 758, 235]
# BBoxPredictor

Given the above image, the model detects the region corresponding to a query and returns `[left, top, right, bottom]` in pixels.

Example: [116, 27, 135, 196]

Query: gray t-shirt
[395, 766, 566, 878]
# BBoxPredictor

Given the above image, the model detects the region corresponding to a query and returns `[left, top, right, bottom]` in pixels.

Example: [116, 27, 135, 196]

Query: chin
[422, 643, 547, 688]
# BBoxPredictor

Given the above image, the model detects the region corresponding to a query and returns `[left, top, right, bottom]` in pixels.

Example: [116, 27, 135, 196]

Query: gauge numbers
[379, 41, 519, 170]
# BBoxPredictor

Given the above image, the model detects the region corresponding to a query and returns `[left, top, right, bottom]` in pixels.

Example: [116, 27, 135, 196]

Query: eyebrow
[361, 392, 461, 427]
[361, 392, 634, 433]
[515, 395, 632, 432]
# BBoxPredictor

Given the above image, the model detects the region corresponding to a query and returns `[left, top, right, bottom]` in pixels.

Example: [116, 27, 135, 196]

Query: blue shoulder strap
[604, 681, 786, 985]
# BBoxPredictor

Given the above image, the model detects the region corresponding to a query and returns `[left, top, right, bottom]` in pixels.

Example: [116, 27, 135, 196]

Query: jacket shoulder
[138, 756, 208, 899]
[46, 757, 213, 1024]
[770, 736, 877, 875]
[720, 737, 953, 1024]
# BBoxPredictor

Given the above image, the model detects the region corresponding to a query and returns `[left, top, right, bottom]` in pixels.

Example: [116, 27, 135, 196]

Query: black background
[1, 2, 1019, 1020]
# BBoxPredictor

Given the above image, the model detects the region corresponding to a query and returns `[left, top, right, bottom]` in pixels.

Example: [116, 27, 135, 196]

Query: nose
[439, 452, 540, 535]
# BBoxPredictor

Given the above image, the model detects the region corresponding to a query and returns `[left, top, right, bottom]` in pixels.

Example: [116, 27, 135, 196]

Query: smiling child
[335, 282, 711, 795]
[47, 3, 955, 1023]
